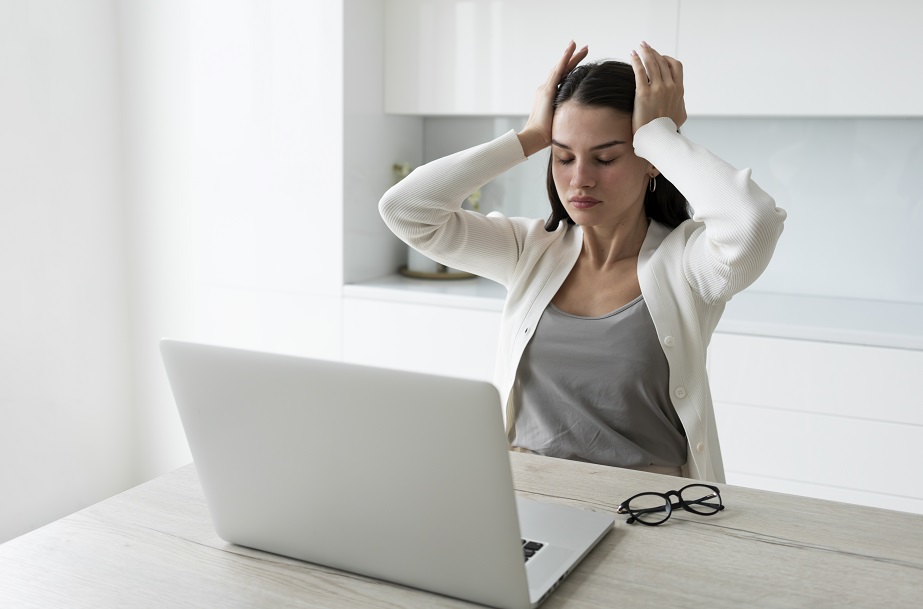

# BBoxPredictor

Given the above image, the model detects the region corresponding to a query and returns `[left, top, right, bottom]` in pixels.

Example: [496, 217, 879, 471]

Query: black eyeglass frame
[617, 483, 725, 526]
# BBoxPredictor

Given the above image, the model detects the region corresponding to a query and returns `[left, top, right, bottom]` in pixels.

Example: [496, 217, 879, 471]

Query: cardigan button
[674, 387, 687, 399]
[696, 442, 705, 453]
[663, 335, 674, 347]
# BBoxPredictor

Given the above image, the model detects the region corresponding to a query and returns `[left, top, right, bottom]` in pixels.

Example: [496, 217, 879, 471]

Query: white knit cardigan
[379, 117, 786, 482]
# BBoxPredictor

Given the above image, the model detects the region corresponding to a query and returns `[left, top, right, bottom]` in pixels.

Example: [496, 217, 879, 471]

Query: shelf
[345, 275, 923, 351]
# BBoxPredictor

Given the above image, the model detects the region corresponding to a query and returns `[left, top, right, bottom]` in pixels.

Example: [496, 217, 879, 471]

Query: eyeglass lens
[626, 492, 672, 525]
[680, 485, 722, 516]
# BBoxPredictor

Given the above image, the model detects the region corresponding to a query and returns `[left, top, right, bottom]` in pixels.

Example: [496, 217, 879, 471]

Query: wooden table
[1, 452, 921, 608]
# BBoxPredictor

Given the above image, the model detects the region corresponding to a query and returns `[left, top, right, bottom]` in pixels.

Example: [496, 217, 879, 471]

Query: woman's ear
[648, 165, 661, 178]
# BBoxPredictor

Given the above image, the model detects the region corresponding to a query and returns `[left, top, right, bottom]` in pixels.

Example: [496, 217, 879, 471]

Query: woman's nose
[570, 161, 594, 188]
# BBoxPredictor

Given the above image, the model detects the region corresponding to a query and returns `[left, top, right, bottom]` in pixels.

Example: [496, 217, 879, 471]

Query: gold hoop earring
[649, 176, 657, 193]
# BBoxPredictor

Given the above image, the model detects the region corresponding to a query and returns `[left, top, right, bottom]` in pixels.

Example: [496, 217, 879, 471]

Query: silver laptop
[160, 339, 613, 609]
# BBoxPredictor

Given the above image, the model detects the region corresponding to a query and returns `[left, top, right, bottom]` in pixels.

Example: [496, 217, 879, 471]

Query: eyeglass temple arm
[681, 492, 720, 503]
[618, 504, 670, 518]
[678, 493, 724, 512]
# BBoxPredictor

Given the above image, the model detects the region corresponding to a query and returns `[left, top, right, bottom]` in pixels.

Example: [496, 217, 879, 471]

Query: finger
[641, 42, 672, 83]
[629, 49, 649, 90]
[542, 42, 572, 89]
[564, 45, 589, 74]
[550, 41, 577, 82]
[664, 55, 684, 88]
[649, 46, 674, 85]
[641, 41, 663, 84]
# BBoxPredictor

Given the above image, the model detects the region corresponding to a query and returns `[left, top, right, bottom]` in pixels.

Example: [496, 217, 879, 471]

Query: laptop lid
[160, 339, 611, 609]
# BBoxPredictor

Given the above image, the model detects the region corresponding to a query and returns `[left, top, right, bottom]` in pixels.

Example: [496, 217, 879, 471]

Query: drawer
[708, 334, 923, 426]
[715, 401, 923, 501]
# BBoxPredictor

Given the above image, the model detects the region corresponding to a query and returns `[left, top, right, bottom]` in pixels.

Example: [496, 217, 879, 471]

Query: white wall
[343, 0, 424, 284]
[1, 0, 348, 544]
[0, 0, 134, 543]
[119, 0, 346, 482]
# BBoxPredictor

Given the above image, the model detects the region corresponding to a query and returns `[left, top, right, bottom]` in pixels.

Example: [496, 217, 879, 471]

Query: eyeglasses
[617, 484, 725, 525]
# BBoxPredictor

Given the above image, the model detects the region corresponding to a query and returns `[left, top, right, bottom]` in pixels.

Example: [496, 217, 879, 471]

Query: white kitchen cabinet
[386, 0, 923, 117]
[343, 296, 501, 382]
[384, 0, 679, 115]
[678, 0, 923, 116]
[708, 333, 923, 513]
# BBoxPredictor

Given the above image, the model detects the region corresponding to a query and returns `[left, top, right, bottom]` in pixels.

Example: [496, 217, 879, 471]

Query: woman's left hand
[629, 41, 687, 134]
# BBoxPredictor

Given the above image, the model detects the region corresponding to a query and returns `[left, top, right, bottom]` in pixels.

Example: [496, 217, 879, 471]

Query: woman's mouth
[569, 196, 601, 210]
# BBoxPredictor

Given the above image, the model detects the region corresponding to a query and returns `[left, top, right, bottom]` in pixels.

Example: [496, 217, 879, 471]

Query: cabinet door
[343, 297, 501, 382]
[708, 333, 923, 514]
[385, 0, 679, 115]
[679, 0, 923, 116]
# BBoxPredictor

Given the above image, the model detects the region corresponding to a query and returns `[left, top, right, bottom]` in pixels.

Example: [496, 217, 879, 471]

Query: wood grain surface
[1, 452, 921, 608]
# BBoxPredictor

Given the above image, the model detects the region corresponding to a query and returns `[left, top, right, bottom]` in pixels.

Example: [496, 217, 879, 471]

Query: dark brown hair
[544, 61, 690, 231]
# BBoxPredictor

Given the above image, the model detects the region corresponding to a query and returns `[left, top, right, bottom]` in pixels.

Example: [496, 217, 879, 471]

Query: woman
[379, 41, 786, 482]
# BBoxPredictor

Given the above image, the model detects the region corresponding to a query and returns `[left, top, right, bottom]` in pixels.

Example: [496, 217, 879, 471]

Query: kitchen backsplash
[423, 116, 923, 305]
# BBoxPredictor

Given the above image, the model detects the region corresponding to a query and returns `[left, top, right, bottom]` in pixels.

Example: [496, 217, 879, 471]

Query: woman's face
[550, 102, 655, 228]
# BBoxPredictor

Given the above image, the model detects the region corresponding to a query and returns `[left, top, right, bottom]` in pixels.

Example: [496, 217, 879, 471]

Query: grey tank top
[511, 295, 687, 469]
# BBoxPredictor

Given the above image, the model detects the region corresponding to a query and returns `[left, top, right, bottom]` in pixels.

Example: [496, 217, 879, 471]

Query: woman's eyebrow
[551, 139, 627, 151]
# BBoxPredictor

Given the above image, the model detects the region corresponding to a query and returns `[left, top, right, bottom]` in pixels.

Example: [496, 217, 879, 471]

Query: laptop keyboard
[521, 539, 545, 562]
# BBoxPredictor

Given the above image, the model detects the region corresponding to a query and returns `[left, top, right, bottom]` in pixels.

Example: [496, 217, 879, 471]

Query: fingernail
[630, 49, 638, 57]
[641, 40, 650, 48]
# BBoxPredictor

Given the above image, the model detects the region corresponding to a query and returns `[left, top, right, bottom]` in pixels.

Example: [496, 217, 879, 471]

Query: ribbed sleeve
[378, 130, 536, 286]
[633, 117, 787, 303]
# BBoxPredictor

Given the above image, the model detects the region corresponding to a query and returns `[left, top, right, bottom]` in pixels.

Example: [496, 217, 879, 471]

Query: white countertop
[344, 275, 923, 351]
[344, 274, 506, 311]
[717, 291, 923, 351]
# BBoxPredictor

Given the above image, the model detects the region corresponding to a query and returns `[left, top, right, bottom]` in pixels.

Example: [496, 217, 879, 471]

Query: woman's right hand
[517, 41, 588, 157]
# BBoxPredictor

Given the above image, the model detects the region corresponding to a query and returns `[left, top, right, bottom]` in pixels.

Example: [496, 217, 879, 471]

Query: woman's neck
[579, 212, 650, 270]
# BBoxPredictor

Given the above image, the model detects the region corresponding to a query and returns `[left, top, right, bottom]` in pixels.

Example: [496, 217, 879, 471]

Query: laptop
[160, 339, 614, 609]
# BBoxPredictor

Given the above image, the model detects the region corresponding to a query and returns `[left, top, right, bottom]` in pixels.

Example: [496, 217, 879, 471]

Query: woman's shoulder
[642, 218, 702, 269]
[487, 212, 577, 246]
[644, 218, 687, 250]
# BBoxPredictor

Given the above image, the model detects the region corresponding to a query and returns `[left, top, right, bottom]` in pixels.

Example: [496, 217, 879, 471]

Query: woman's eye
[555, 156, 617, 166]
